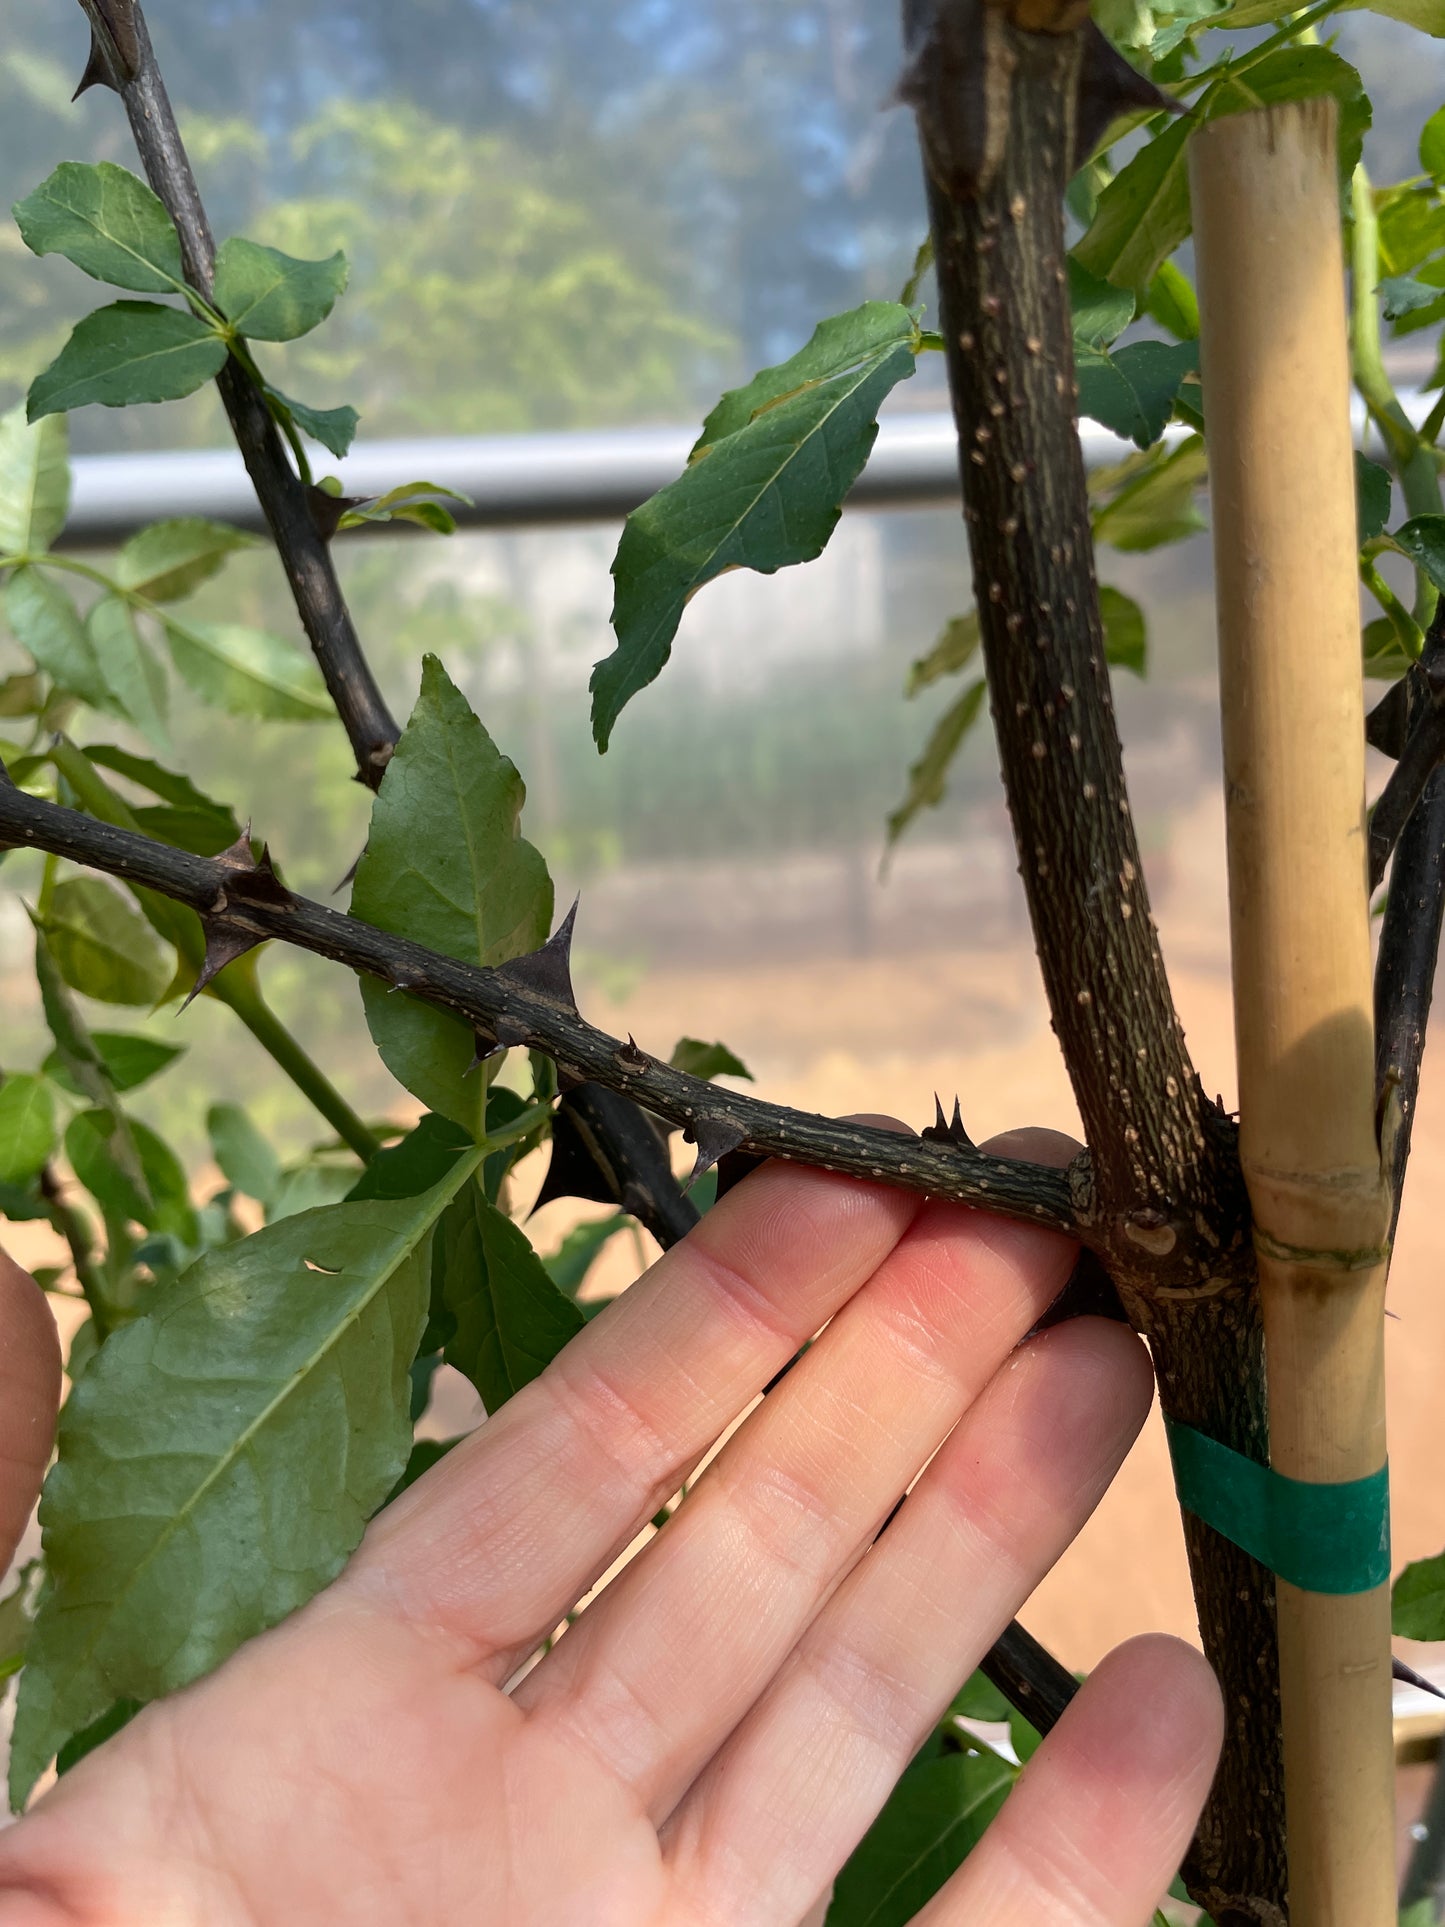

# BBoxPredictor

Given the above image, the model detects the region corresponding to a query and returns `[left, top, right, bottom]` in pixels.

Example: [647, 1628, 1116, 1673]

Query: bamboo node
[1251, 1228, 1391, 1273]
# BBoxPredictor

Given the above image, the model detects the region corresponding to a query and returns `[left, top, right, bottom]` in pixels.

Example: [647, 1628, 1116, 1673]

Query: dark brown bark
[901, 9, 1284, 1917]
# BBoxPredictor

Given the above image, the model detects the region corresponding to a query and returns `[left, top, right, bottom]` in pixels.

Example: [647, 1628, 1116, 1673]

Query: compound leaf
[41, 877, 171, 1008]
[162, 617, 331, 721]
[4, 567, 110, 711]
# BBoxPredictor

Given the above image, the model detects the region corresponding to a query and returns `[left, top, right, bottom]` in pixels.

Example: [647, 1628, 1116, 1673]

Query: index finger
[342, 1150, 923, 1678]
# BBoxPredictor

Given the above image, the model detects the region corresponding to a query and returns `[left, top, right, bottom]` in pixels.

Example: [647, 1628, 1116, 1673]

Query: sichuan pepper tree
[2, 0, 1445, 1921]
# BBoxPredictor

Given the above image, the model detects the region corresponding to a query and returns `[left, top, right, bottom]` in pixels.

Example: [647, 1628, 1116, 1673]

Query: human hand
[0, 1139, 1221, 1926]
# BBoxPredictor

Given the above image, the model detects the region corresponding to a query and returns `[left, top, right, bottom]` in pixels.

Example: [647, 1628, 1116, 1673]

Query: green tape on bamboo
[1164, 1418, 1390, 1596]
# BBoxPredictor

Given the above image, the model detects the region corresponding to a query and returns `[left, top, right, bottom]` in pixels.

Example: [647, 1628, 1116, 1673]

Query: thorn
[494, 1015, 530, 1049]
[492, 899, 580, 1014]
[616, 1035, 648, 1072]
[922, 1095, 950, 1145]
[180, 916, 263, 1010]
[333, 850, 362, 895]
[307, 485, 366, 543]
[213, 831, 295, 909]
[1393, 1657, 1445, 1701]
[73, 30, 117, 97]
[683, 1116, 747, 1189]
[1073, 24, 1182, 174]
[467, 1032, 501, 1075]
[949, 1097, 975, 1150]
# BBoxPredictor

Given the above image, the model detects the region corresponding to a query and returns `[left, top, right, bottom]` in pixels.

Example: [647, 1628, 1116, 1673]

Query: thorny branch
[1366, 610, 1445, 891]
[0, 778, 1079, 1232]
[74, 0, 399, 787]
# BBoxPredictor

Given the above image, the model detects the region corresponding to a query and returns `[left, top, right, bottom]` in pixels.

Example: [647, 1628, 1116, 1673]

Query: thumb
[0, 1249, 62, 1573]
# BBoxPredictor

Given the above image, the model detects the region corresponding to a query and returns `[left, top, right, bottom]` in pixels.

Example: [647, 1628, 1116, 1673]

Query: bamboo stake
[1191, 100, 1396, 1926]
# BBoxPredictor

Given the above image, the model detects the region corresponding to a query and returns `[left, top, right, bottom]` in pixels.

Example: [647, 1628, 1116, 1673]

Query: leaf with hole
[353, 656, 553, 1136]
[0, 1075, 57, 1186]
[7, 1165, 476, 1808]
[826, 1750, 1015, 1926]
[213, 238, 349, 343]
[115, 518, 256, 603]
[0, 406, 69, 555]
[162, 617, 331, 721]
[439, 1180, 585, 1413]
[594, 302, 917, 748]
[13, 163, 185, 295]
[28, 304, 228, 421]
[41, 877, 171, 1008]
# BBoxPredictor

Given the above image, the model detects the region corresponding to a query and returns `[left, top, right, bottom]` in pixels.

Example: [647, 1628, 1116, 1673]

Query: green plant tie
[1163, 1418, 1390, 1595]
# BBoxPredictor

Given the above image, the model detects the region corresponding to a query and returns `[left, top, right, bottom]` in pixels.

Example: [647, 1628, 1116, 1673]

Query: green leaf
[207, 1104, 283, 1209]
[1387, 517, 1445, 594]
[1076, 339, 1198, 450]
[114, 518, 256, 603]
[346, 1113, 475, 1204]
[1380, 274, 1444, 323]
[1074, 114, 1193, 294]
[906, 612, 981, 698]
[4, 567, 110, 711]
[1363, 615, 1416, 678]
[43, 1032, 184, 1097]
[949, 1671, 1011, 1724]
[54, 1699, 142, 1777]
[13, 163, 184, 295]
[162, 617, 331, 721]
[7, 1170, 474, 1808]
[382, 1437, 459, 1508]
[1357, 454, 1393, 546]
[593, 303, 918, 748]
[334, 480, 471, 536]
[0, 1564, 39, 1685]
[65, 1110, 196, 1243]
[1376, 185, 1445, 279]
[41, 877, 171, 1007]
[440, 1181, 585, 1413]
[1091, 436, 1207, 552]
[1077, 51, 1368, 292]
[0, 406, 69, 554]
[1069, 258, 1135, 349]
[668, 1038, 754, 1082]
[0, 1075, 57, 1186]
[542, 1214, 631, 1298]
[28, 303, 228, 421]
[1422, 104, 1445, 179]
[269, 389, 360, 460]
[87, 597, 169, 751]
[1143, 260, 1200, 341]
[213, 238, 348, 343]
[82, 745, 243, 854]
[887, 679, 988, 845]
[1393, 1550, 1445, 1640]
[352, 656, 553, 1135]
[1101, 585, 1148, 675]
[826, 1751, 1014, 1926]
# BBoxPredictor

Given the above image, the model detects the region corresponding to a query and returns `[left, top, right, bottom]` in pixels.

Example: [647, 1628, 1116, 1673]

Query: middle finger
[512, 1198, 1077, 1820]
